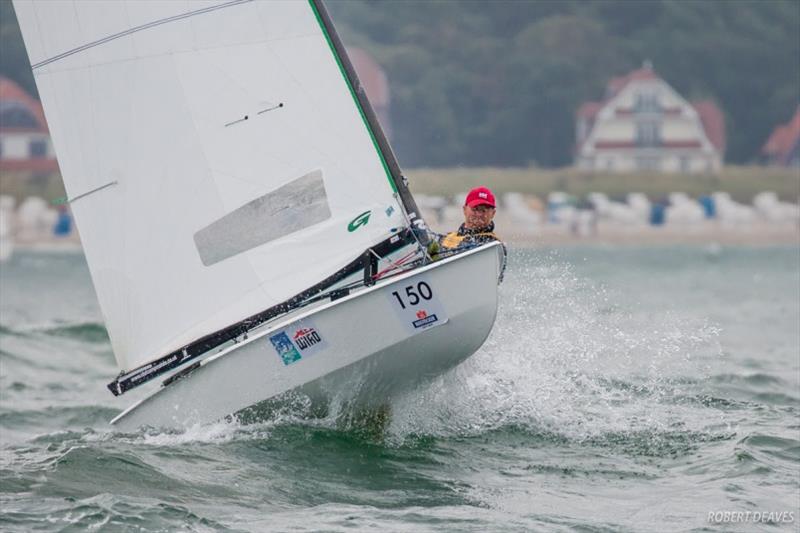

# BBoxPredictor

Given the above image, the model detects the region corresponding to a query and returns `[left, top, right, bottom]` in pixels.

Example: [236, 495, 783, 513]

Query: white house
[0, 76, 58, 175]
[575, 63, 725, 174]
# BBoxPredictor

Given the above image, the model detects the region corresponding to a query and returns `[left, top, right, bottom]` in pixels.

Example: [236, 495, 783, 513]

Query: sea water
[1, 246, 798, 531]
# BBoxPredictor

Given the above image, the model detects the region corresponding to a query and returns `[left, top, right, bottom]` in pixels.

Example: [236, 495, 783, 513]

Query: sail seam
[31, 0, 253, 70]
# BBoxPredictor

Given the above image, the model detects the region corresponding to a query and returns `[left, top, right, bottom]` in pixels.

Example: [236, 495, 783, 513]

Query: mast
[107, 1, 433, 396]
[15, 0, 432, 396]
[309, 0, 429, 238]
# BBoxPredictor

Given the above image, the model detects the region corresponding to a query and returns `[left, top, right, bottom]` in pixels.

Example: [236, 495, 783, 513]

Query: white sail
[13, 0, 409, 371]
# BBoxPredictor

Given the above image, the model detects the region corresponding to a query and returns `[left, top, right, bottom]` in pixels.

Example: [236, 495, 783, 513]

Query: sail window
[194, 169, 331, 266]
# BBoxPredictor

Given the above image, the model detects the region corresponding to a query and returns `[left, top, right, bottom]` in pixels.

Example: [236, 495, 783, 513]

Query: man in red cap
[429, 186, 500, 258]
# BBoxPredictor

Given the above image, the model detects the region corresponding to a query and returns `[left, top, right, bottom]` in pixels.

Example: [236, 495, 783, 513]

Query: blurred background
[0, 0, 798, 252]
[0, 3, 798, 530]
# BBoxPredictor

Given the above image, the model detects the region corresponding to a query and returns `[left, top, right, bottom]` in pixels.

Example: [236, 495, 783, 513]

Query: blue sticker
[385, 205, 395, 217]
[269, 322, 327, 366]
[269, 331, 301, 365]
[412, 310, 439, 329]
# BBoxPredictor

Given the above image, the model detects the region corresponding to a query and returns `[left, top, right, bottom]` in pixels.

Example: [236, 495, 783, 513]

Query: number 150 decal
[387, 277, 448, 333]
[391, 281, 433, 309]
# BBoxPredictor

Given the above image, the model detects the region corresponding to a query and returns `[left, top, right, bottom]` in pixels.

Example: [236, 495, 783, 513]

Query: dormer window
[634, 91, 660, 113]
[0, 101, 39, 129]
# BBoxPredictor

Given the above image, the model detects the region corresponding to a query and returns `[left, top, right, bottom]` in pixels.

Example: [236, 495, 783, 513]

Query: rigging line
[373, 249, 419, 280]
[107, 230, 416, 396]
[394, 191, 426, 253]
[31, 0, 253, 70]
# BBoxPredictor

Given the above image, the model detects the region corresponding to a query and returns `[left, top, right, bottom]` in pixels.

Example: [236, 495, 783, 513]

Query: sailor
[428, 186, 501, 259]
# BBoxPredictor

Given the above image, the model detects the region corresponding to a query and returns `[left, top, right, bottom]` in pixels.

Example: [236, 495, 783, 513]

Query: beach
[425, 208, 800, 247]
[4, 205, 797, 257]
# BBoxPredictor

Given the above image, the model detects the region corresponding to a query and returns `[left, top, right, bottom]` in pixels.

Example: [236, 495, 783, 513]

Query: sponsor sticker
[269, 321, 327, 366]
[412, 309, 439, 329]
[347, 210, 371, 232]
[387, 276, 448, 333]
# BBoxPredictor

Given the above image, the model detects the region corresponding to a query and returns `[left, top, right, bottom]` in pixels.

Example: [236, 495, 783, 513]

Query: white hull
[112, 242, 504, 430]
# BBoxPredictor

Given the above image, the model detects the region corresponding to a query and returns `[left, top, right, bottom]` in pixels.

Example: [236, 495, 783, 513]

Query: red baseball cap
[464, 186, 496, 208]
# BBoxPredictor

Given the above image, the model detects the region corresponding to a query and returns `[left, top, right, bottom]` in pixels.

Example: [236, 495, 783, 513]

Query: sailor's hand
[427, 240, 440, 260]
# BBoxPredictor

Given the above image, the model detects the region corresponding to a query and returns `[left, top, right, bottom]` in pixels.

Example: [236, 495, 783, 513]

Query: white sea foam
[109, 249, 726, 446]
[387, 250, 724, 442]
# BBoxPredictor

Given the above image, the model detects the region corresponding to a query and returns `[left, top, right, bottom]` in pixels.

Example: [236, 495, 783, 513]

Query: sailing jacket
[426, 222, 506, 282]
[440, 222, 499, 250]
[427, 222, 500, 260]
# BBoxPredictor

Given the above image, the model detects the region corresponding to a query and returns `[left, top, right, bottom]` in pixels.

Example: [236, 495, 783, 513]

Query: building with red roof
[575, 63, 725, 174]
[0, 76, 58, 174]
[761, 106, 800, 167]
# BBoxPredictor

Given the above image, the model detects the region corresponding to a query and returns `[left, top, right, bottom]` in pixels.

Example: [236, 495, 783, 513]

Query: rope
[373, 249, 419, 280]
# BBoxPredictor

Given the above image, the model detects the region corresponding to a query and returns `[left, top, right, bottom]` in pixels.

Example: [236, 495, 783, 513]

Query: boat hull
[111, 242, 504, 430]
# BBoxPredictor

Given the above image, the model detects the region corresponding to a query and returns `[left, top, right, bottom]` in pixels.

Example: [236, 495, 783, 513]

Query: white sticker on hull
[386, 276, 448, 333]
[268, 320, 327, 366]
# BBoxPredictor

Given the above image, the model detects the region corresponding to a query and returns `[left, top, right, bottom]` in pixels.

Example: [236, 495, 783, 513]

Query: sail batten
[14, 0, 416, 372]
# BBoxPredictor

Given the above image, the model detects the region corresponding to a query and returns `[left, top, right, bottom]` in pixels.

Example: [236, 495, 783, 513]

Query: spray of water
[92, 249, 724, 448]
[387, 250, 724, 445]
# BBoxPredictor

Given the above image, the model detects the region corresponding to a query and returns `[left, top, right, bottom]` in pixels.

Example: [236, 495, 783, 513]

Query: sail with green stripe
[14, 0, 426, 373]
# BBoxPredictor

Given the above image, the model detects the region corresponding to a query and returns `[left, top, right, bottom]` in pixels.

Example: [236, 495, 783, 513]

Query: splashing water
[1, 247, 797, 531]
[388, 249, 725, 445]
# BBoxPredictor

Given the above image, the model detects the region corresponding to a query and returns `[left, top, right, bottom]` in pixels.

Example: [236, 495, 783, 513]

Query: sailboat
[13, 0, 505, 430]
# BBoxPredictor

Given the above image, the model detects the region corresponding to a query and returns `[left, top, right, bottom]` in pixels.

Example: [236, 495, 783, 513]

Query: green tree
[0, 0, 36, 97]
[2, 0, 798, 167]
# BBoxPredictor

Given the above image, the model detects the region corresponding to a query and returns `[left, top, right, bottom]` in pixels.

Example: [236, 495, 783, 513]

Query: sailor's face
[463, 204, 495, 229]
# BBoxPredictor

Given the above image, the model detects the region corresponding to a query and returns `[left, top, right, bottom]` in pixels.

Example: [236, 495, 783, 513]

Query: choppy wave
[1, 247, 798, 531]
[39, 322, 110, 343]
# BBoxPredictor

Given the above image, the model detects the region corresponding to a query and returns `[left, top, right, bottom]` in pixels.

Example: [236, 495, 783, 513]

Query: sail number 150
[391, 281, 433, 309]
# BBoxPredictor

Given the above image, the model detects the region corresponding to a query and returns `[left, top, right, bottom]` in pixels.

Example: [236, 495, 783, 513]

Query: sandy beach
[423, 209, 800, 247]
[5, 210, 798, 255]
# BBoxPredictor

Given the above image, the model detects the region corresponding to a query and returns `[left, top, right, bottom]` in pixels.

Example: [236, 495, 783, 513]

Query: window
[634, 91, 660, 113]
[636, 121, 661, 147]
[29, 139, 47, 158]
[0, 101, 39, 129]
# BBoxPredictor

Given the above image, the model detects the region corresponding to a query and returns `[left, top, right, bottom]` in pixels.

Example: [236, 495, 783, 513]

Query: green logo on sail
[348, 210, 371, 232]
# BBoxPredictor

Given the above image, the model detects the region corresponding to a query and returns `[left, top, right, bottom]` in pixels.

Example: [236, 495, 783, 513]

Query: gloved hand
[427, 240, 440, 260]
